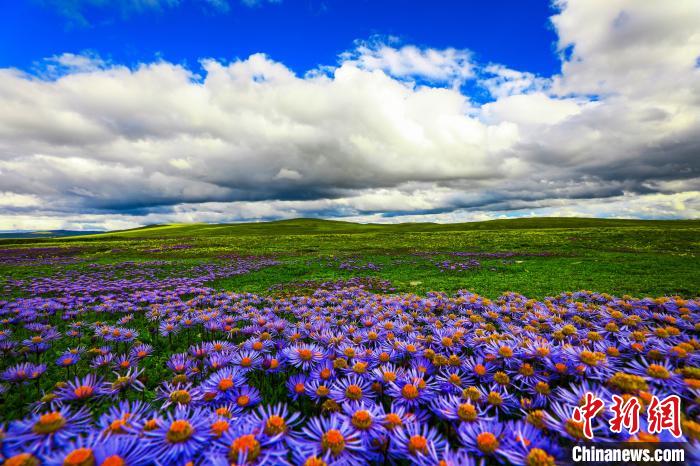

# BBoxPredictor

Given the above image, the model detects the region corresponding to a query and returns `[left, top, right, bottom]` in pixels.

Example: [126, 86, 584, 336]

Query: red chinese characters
[575, 392, 683, 439]
[609, 395, 641, 435]
[647, 394, 682, 438]
[572, 392, 605, 440]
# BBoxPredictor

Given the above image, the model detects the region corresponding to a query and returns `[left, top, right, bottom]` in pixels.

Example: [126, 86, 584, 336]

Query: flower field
[0, 219, 698, 465]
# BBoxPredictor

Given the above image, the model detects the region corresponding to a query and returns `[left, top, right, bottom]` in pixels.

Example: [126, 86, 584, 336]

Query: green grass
[1, 217, 698, 298]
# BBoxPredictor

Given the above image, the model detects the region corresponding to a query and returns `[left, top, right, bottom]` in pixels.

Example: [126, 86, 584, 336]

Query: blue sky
[0, 0, 698, 230]
[2, 1, 558, 80]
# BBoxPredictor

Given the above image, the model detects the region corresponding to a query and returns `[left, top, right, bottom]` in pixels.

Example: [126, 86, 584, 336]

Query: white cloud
[340, 38, 474, 87]
[1, 0, 699, 229]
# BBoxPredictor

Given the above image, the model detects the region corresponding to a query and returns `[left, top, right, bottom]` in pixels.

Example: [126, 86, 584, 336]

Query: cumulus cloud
[340, 37, 474, 87]
[1, 0, 699, 230]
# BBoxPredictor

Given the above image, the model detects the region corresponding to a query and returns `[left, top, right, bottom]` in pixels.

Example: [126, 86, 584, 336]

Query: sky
[0, 0, 699, 230]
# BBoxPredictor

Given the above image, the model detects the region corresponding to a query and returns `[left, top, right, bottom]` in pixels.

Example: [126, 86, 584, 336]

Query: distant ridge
[0, 230, 103, 239]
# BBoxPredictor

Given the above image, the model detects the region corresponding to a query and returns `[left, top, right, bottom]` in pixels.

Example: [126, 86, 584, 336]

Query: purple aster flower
[4, 406, 92, 456]
[627, 358, 684, 390]
[432, 394, 493, 424]
[389, 421, 446, 462]
[1, 362, 46, 383]
[230, 350, 263, 373]
[500, 420, 562, 466]
[231, 385, 262, 410]
[329, 374, 376, 405]
[457, 420, 508, 459]
[245, 403, 302, 443]
[104, 367, 145, 396]
[55, 352, 80, 368]
[166, 353, 193, 375]
[200, 367, 247, 402]
[157, 382, 204, 409]
[290, 414, 364, 465]
[56, 374, 107, 403]
[287, 374, 308, 401]
[97, 399, 151, 436]
[205, 418, 286, 466]
[385, 375, 436, 409]
[143, 407, 211, 464]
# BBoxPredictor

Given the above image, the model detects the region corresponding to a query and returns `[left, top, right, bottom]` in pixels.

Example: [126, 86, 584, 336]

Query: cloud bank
[1, 0, 699, 230]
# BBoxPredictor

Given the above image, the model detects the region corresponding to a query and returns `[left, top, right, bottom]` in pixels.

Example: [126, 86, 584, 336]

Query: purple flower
[55, 374, 107, 403]
[290, 414, 364, 464]
[143, 407, 211, 464]
[4, 406, 92, 456]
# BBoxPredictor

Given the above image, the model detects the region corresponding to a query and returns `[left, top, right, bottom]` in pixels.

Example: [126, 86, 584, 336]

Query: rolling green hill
[1, 217, 698, 298]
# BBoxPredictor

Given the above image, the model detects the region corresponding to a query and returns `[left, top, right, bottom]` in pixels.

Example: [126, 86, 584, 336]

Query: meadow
[0, 218, 698, 465]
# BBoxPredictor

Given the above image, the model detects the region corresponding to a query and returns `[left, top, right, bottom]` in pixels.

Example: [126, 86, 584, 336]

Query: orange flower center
[351, 410, 372, 430]
[401, 384, 419, 400]
[408, 435, 428, 455]
[321, 429, 346, 456]
[33, 412, 66, 434]
[211, 420, 230, 437]
[5, 453, 40, 466]
[476, 432, 499, 454]
[218, 378, 234, 391]
[385, 413, 403, 429]
[499, 346, 513, 357]
[229, 435, 261, 463]
[73, 385, 94, 399]
[237, 395, 251, 407]
[303, 457, 328, 466]
[457, 403, 477, 422]
[647, 364, 670, 379]
[166, 420, 193, 443]
[63, 448, 95, 466]
[264, 415, 287, 435]
[346, 384, 363, 400]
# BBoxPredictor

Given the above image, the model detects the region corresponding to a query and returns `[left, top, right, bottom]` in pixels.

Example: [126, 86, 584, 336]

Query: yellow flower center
[457, 403, 477, 422]
[170, 390, 191, 404]
[646, 364, 670, 379]
[526, 448, 555, 466]
[535, 381, 550, 395]
[487, 391, 503, 406]
[565, 419, 586, 440]
[494, 372, 510, 385]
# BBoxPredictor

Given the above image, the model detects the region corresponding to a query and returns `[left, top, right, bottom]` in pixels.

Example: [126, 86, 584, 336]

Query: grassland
[2, 217, 698, 299]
